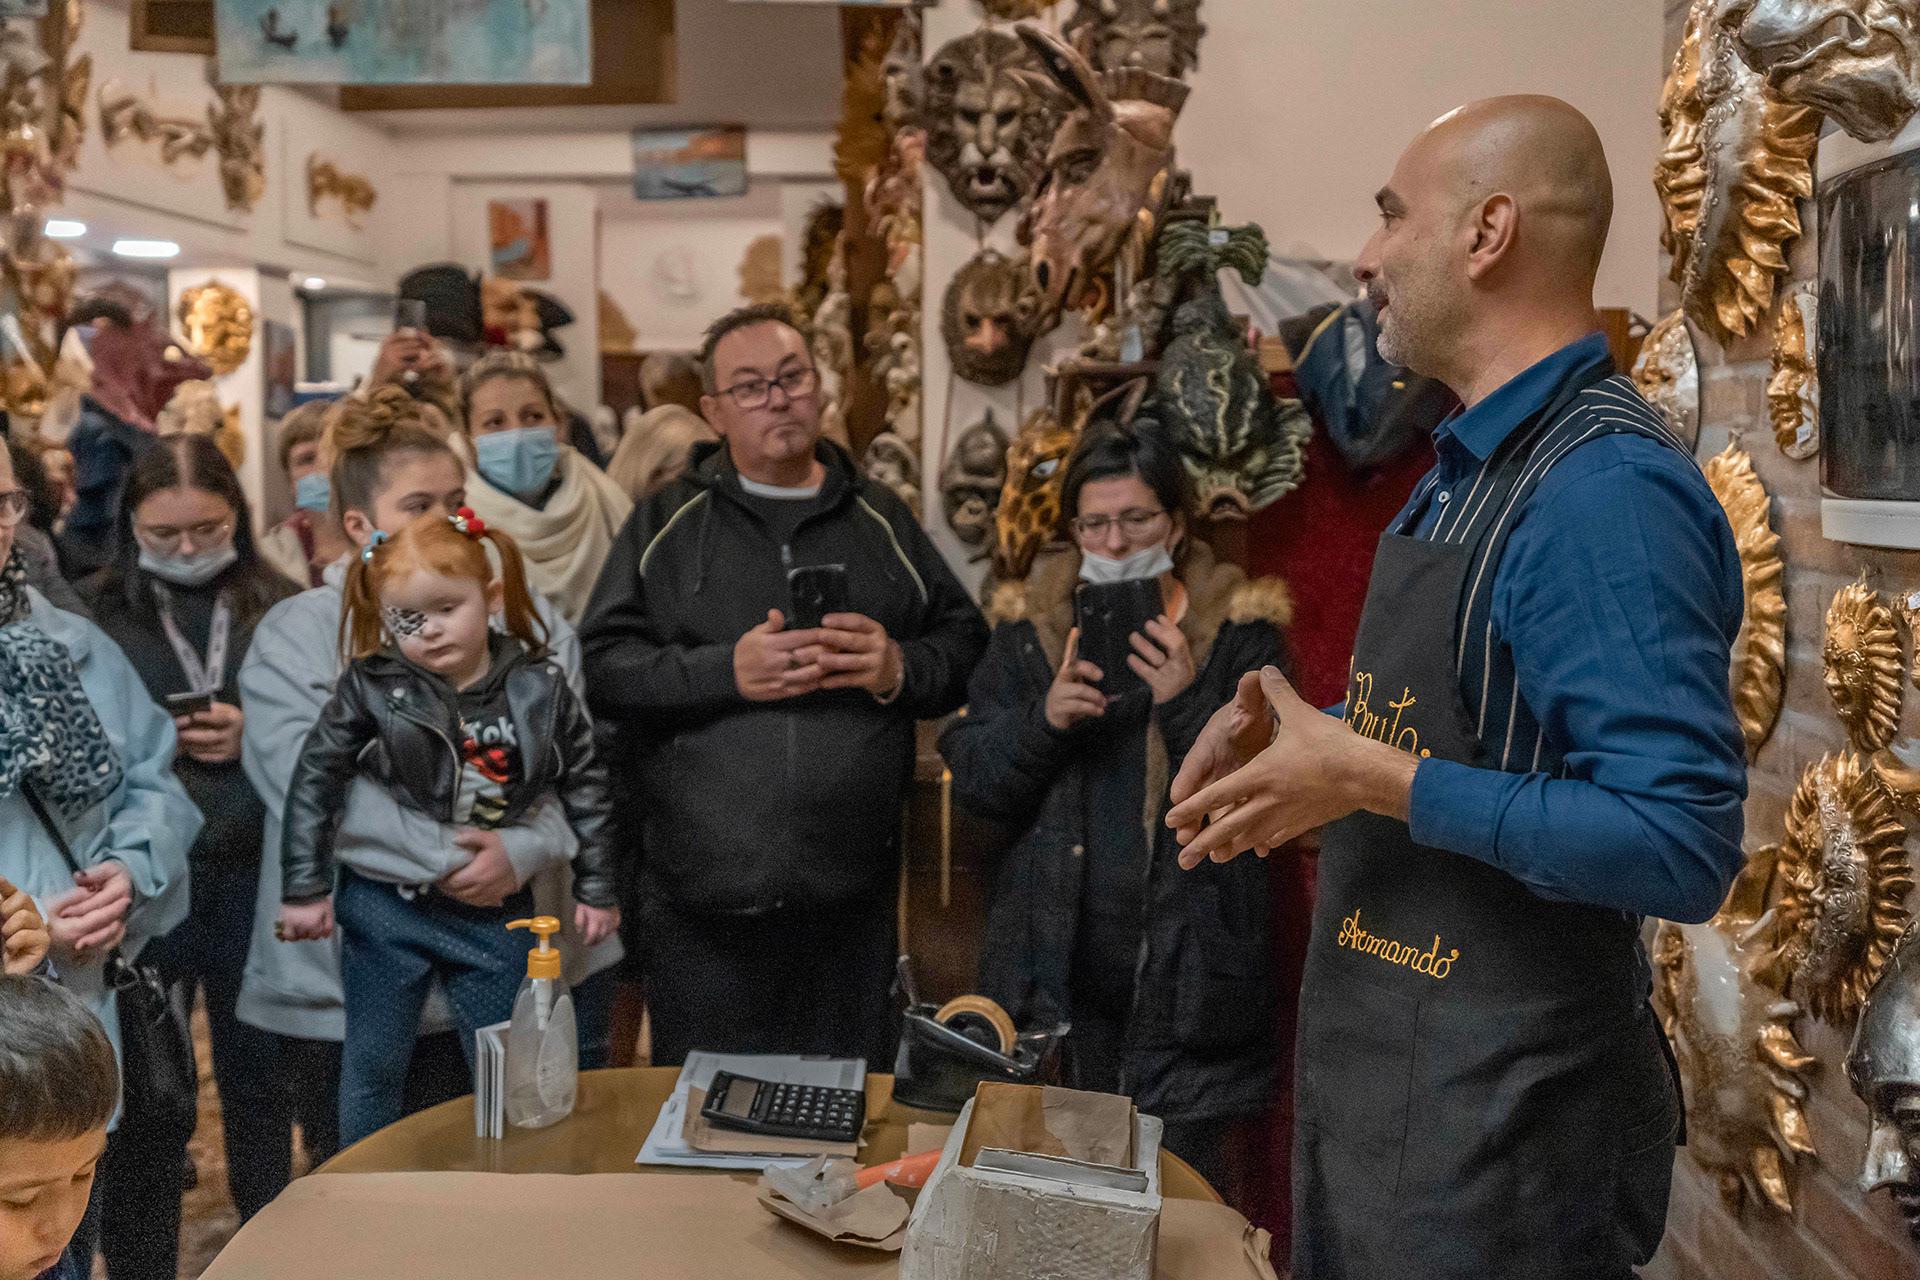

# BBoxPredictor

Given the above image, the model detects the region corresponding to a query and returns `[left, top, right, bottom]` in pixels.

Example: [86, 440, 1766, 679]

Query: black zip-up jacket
[280, 633, 618, 907]
[579, 439, 988, 915]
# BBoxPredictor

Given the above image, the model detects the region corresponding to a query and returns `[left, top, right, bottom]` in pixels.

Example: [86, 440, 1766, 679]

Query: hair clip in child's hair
[360, 530, 389, 563]
[450, 507, 486, 538]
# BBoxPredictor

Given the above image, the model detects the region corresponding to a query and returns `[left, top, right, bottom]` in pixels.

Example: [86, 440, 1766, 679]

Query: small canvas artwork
[631, 126, 748, 201]
[262, 319, 297, 419]
[216, 0, 591, 86]
[488, 199, 551, 281]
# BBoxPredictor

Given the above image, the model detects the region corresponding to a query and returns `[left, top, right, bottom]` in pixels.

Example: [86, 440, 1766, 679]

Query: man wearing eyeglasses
[581, 303, 987, 1067]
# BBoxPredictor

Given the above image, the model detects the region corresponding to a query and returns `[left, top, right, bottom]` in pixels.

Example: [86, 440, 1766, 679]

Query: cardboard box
[899, 1084, 1164, 1280]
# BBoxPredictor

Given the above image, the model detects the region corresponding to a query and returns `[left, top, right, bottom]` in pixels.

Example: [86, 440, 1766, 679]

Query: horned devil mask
[1013, 22, 1189, 321]
[922, 29, 1059, 225]
[942, 249, 1050, 387]
[1062, 0, 1207, 81]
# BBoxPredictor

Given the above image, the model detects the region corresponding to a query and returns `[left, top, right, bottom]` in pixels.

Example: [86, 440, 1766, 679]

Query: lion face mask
[1063, 0, 1207, 80]
[923, 29, 1059, 225]
[942, 249, 1050, 387]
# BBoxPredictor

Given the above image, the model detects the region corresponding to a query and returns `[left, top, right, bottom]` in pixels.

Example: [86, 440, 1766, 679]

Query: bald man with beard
[1167, 98, 1747, 1276]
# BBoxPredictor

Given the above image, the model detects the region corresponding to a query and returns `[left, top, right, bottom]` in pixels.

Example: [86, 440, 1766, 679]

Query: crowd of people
[0, 296, 1292, 1280]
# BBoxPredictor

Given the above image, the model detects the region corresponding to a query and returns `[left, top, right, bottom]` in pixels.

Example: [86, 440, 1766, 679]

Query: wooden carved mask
[922, 29, 1058, 225]
[1013, 22, 1188, 321]
[942, 248, 1048, 387]
[1062, 0, 1207, 80]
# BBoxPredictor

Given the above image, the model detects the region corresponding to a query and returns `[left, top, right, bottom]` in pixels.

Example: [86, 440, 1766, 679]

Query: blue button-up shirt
[1396, 333, 1747, 924]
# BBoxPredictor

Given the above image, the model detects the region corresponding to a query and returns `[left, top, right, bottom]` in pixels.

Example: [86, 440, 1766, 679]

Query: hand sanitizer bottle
[504, 916, 577, 1129]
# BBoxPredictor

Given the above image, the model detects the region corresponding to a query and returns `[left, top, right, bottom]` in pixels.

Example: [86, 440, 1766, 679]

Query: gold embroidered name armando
[1337, 909, 1459, 980]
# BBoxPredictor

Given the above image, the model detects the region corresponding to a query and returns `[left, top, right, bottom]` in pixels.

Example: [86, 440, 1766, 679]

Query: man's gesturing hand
[735, 609, 826, 701]
[1165, 666, 1419, 869]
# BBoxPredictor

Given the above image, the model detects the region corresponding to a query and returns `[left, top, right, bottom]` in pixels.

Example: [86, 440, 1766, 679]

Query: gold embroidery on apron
[1337, 909, 1459, 980]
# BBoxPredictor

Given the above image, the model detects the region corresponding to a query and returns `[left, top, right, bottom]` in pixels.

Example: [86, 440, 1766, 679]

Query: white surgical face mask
[1078, 542, 1175, 585]
[139, 541, 238, 588]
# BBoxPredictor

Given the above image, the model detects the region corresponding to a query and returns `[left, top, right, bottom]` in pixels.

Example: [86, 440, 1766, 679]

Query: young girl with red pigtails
[273, 507, 620, 1131]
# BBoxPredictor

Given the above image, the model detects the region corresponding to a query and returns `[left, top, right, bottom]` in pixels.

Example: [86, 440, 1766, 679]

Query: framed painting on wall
[631, 126, 747, 201]
[217, 0, 592, 86]
[489, 199, 551, 281]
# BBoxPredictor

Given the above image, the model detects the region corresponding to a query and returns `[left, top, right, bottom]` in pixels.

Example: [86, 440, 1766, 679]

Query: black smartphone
[1073, 579, 1165, 696]
[787, 563, 851, 630]
[165, 690, 213, 717]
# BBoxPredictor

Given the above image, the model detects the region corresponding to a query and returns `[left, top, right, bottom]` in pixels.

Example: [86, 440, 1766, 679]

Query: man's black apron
[1293, 366, 1686, 1280]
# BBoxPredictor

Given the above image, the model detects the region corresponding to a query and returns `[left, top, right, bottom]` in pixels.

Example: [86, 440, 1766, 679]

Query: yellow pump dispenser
[508, 916, 562, 979]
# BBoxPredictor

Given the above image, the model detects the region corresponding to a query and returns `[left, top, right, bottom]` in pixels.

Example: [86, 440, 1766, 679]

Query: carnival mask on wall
[942, 248, 1049, 387]
[1014, 22, 1189, 322]
[1703, 445, 1785, 761]
[881, 12, 923, 132]
[175, 280, 254, 378]
[863, 432, 922, 519]
[922, 29, 1058, 225]
[994, 405, 1083, 581]
[1823, 577, 1903, 754]
[1767, 286, 1819, 460]
[1778, 751, 1912, 1025]
[1653, 846, 1816, 1214]
[1151, 287, 1310, 519]
[1657, 0, 1818, 346]
[941, 410, 1011, 552]
[1062, 0, 1207, 81]
[1630, 311, 1700, 450]
[1722, 0, 1920, 142]
[1848, 921, 1920, 1240]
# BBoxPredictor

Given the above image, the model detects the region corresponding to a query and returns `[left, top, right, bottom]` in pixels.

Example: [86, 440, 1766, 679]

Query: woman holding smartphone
[86, 435, 300, 1263]
[939, 419, 1292, 1194]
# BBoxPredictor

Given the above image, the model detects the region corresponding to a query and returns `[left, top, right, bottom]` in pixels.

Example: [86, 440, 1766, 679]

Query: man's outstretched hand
[1166, 666, 1419, 869]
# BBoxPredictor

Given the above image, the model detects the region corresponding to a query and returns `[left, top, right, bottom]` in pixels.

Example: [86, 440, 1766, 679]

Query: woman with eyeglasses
[455, 352, 631, 625]
[0, 423, 197, 1280]
[80, 435, 300, 1275]
[939, 418, 1292, 1194]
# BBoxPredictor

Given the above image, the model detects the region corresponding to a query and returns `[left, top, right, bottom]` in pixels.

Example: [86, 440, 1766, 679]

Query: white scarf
[462, 446, 632, 624]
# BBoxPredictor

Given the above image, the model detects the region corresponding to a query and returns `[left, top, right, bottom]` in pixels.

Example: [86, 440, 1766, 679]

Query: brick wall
[1644, 3, 1920, 1277]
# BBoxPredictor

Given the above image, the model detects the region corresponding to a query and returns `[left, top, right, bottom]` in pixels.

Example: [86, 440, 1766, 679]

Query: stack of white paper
[635, 1051, 866, 1172]
[475, 1022, 509, 1139]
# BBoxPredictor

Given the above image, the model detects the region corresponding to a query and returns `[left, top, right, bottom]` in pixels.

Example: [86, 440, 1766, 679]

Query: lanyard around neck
[154, 584, 232, 696]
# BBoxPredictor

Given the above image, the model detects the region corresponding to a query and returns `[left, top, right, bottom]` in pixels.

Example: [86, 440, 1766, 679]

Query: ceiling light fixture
[43, 219, 85, 239]
[111, 239, 180, 259]
[302, 276, 327, 291]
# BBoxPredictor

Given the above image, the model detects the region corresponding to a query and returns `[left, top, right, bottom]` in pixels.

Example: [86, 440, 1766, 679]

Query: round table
[319, 1067, 1220, 1202]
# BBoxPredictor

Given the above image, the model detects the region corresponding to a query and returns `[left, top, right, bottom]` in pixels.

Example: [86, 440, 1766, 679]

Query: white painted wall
[597, 180, 785, 353]
[449, 181, 601, 412]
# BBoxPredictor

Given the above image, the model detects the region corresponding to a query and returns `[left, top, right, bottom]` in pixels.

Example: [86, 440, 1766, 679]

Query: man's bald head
[1418, 95, 1614, 279]
[1355, 96, 1613, 399]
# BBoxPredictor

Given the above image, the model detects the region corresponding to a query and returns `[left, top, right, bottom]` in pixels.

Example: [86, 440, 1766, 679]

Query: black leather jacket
[280, 635, 618, 907]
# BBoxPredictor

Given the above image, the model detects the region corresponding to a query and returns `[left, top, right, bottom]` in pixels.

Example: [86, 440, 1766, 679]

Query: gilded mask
[993, 405, 1083, 581]
[941, 410, 1011, 551]
[922, 29, 1058, 225]
[1778, 752, 1913, 1025]
[1823, 577, 1904, 753]
[1657, 0, 1819, 346]
[1723, 0, 1920, 142]
[1631, 312, 1701, 449]
[175, 281, 255, 378]
[1847, 921, 1920, 1240]
[1767, 286, 1819, 460]
[1062, 0, 1208, 80]
[1653, 847, 1816, 1214]
[1703, 445, 1786, 761]
[1014, 23, 1189, 321]
[942, 248, 1048, 387]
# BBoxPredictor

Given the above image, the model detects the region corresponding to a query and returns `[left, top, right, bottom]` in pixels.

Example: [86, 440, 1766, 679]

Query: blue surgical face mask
[139, 541, 238, 589]
[294, 472, 330, 514]
[474, 427, 560, 499]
